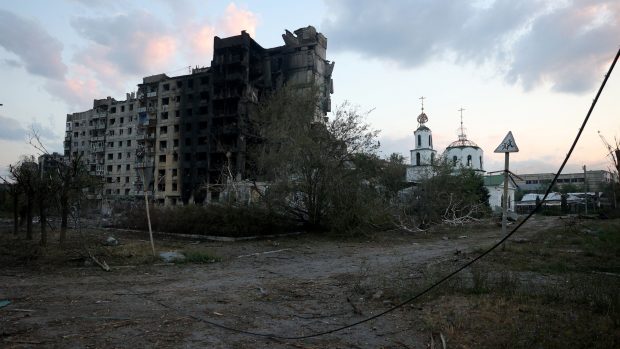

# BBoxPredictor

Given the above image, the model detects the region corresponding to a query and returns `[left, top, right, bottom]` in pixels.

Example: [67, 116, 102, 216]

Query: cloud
[0, 115, 26, 141]
[323, 0, 620, 93]
[1, 5, 259, 109]
[184, 3, 258, 65]
[0, 9, 67, 79]
[29, 120, 60, 144]
[0, 114, 59, 147]
[66, 4, 259, 99]
[506, 1, 620, 93]
[2, 58, 22, 68]
[219, 3, 258, 38]
[71, 11, 178, 76]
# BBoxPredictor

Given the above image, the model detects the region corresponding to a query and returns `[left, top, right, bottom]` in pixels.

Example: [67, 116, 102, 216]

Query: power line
[95, 46, 620, 340]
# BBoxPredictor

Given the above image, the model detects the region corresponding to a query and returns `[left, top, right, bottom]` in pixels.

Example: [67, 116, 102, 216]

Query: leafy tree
[559, 183, 583, 194]
[249, 86, 381, 231]
[0, 178, 21, 235]
[514, 188, 526, 202]
[8, 156, 38, 240]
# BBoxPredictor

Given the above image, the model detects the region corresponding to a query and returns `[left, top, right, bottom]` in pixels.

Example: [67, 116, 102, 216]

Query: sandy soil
[0, 217, 556, 348]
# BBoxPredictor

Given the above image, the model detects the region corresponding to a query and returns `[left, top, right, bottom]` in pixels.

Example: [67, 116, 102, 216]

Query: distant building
[514, 170, 614, 193]
[64, 26, 334, 206]
[38, 152, 64, 177]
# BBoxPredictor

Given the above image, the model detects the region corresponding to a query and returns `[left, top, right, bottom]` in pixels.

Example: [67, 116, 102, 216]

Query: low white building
[484, 174, 518, 212]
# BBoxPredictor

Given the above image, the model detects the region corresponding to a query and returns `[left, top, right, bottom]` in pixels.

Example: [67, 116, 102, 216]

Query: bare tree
[599, 131, 620, 176]
[395, 158, 491, 231]
[28, 130, 95, 244]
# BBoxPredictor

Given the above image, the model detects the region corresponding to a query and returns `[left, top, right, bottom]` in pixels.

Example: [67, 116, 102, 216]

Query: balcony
[147, 91, 157, 98]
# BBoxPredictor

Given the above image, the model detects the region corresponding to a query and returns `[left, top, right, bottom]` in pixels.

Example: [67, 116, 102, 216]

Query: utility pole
[583, 165, 588, 214]
[494, 131, 519, 251]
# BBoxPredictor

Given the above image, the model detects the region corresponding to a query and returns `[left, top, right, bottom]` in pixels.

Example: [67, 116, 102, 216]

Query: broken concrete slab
[159, 251, 186, 263]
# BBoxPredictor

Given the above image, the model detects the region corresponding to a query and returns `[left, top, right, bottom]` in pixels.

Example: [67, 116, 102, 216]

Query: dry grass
[345, 217, 620, 348]
[421, 218, 620, 348]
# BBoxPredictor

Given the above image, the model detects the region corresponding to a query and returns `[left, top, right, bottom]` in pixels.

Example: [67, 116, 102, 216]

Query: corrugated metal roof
[519, 192, 584, 202]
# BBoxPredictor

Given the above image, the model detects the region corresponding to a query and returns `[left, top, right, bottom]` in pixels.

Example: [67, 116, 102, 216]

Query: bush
[117, 204, 298, 237]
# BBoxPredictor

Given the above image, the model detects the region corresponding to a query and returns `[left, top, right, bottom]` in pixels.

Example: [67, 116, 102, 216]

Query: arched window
[467, 155, 472, 166]
[452, 156, 457, 166]
[430, 152, 435, 164]
[480, 156, 483, 169]
[416, 152, 421, 166]
[429, 135, 432, 148]
[417, 135, 421, 147]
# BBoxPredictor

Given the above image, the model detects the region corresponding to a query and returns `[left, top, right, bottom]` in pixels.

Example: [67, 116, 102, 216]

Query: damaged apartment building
[64, 26, 334, 205]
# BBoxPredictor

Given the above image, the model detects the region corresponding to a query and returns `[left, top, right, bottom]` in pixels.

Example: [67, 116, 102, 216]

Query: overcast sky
[1, 0, 619, 177]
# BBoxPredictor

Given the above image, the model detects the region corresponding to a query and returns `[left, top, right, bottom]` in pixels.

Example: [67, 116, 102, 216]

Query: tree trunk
[12, 192, 19, 235]
[26, 192, 33, 240]
[39, 199, 47, 246]
[60, 194, 68, 244]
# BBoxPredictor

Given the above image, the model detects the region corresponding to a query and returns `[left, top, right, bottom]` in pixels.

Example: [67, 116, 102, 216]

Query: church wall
[410, 149, 436, 166]
[414, 128, 433, 149]
[406, 165, 435, 182]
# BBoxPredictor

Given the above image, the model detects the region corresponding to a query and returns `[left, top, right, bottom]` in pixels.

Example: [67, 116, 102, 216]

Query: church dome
[447, 138, 479, 148]
[444, 108, 484, 172]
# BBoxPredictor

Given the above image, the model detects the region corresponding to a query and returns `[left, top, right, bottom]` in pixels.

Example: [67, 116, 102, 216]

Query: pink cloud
[186, 24, 216, 63]
[184, 4, 258, 66]
[143, 35, 178, 71]
[45, 70, 101, 109]
[57, 4, 259, 107]
[219, 3, 258, 37]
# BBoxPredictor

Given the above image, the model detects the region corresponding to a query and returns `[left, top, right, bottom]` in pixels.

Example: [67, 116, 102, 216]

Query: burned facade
[64, 26, 334, 205]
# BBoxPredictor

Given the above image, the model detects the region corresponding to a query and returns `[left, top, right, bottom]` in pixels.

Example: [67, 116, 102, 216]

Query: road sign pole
[502, 152, 509, 251]
[494, 131, 519, 252]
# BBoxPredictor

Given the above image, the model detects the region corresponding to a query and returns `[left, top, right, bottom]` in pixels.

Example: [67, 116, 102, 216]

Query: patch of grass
[181, 250, 221, 264]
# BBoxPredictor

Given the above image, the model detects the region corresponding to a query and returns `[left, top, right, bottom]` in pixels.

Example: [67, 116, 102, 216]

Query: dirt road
[1, 218, 551, 348]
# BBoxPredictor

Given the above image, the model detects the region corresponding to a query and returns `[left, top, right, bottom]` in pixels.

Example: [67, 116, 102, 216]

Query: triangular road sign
[494, 131, 519, 153]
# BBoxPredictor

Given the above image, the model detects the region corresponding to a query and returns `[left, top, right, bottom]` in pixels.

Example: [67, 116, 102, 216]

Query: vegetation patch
[181, 250, 221, 264]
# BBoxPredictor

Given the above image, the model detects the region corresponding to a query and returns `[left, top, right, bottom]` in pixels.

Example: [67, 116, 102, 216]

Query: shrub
[117, 204, 298, 237]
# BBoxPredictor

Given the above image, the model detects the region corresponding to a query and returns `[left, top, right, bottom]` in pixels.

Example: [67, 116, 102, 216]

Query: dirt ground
[0, 216, 616, 348]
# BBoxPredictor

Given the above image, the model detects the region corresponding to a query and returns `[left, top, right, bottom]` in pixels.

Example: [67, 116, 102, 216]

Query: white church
[405, 99, 515, 212]
[406, 101, 484, 183]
